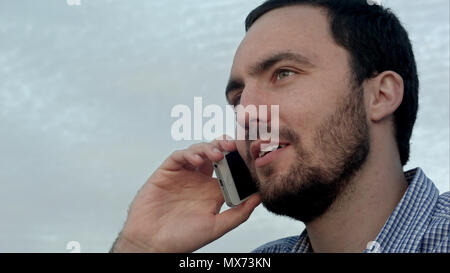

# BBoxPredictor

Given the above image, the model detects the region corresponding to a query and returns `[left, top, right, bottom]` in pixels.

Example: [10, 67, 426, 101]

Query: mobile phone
[213, 150, 258, 207]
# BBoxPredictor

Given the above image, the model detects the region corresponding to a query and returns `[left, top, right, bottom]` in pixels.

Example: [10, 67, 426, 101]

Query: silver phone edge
[213, 158, 243, 207]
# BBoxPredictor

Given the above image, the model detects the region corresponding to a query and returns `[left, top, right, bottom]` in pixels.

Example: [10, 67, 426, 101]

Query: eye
[275, 69, 296, 81]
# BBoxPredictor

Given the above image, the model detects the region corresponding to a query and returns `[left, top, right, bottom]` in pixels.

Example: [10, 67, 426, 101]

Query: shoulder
[430, 191, 450, 224]
[251, 236, 300, 253]
[433, 191, 450, 217]
[422, 191, 450, 252]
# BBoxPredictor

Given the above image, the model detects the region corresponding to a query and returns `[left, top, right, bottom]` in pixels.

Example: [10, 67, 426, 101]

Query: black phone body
[213, 151, 258, 207]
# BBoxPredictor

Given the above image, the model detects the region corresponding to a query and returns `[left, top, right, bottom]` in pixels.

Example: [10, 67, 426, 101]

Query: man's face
[226, 6, 370, 223]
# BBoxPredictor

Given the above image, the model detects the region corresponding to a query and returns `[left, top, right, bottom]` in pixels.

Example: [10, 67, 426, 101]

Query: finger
[214, 195, 225, 214]
[187, 143, 224, 163]
[184, 153, 205, 171]
[161, 150, 188, 171]
[213, 194, 261, 237]
[197, 137, 235, 176]
[161, 149, 205, 171]
[211, 135, 237, 152]
[211, 180, 225, 213]
[202, 178, 226, 214]
[198, 159, 214, 177]
[162, 141, 228, 172]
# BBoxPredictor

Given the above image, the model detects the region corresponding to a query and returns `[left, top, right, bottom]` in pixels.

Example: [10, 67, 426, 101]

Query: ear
[367, 71, 404, 122]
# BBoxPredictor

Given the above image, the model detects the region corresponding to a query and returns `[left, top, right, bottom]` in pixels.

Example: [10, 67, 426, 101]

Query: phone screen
[225, 151, 258, 200]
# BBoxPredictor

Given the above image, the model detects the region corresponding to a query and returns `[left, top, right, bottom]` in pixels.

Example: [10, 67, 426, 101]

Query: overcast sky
[0, 0, 448, 252]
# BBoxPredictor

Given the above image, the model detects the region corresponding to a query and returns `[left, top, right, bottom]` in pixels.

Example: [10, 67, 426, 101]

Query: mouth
[251, 141, 291, 168]
[258, 144, 288, 158]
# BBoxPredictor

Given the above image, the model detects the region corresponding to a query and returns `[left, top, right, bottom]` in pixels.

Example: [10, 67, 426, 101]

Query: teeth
[258, 144, 287, 158]
[261, 144, 279, 152]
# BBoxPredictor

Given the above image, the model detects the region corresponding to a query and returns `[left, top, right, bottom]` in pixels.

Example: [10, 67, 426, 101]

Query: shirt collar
[290, 228, 311, 253]
[365, 167, 440, 252]
[291, 168, 440, 253]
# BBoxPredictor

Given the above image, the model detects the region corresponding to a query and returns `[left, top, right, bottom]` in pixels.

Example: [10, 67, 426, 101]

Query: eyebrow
[225, 51, 314, 102]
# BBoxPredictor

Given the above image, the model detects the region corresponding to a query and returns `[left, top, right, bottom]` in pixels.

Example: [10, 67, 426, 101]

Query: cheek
[280, 98, 323, 151]
[282, 82, 338, 128]
[281, 98, 312, 132]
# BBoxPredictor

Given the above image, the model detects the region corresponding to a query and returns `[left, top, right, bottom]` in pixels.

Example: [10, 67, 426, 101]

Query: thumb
[213, 194, 261, 237]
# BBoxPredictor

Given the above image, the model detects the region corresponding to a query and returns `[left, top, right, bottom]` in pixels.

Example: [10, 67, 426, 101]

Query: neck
[305, 135, 409, 253]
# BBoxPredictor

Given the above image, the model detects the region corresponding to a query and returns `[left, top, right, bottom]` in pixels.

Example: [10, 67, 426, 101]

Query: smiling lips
[258, 144, 289, 158]
[250, 141, 291, 168]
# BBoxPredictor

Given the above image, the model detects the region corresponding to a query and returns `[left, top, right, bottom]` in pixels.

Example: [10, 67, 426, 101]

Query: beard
[246, 86, 370, 224]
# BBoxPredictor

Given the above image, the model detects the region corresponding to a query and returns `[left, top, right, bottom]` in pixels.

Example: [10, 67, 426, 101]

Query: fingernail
[213, 148, 222, 155]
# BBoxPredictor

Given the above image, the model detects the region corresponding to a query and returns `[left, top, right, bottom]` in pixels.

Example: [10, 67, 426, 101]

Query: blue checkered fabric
[252, 168, 449, 253]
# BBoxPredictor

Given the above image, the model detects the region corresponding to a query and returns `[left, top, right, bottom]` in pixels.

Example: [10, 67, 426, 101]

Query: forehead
[232, 5, 344, 74]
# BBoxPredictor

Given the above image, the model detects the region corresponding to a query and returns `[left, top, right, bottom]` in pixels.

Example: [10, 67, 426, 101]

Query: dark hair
[245, 0, 419, 166]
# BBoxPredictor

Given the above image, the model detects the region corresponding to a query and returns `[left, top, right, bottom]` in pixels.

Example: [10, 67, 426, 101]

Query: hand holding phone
[110, 137, 261, 253]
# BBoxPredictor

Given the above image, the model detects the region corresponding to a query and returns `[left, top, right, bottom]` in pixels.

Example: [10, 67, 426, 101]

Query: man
[111, 0, 449, 253]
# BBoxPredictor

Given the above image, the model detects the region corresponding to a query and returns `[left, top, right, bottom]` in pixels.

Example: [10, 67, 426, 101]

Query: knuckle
[187, 143, 198, 150]
[201, 143, 215, 152]
[172, 149, 183, 156]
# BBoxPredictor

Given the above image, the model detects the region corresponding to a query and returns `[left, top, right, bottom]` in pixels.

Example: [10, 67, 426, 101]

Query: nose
[235, 84, 273, 140]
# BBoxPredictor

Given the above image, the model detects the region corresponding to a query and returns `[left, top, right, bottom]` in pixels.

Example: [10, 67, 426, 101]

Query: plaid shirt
[252, 168, 450, 253]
